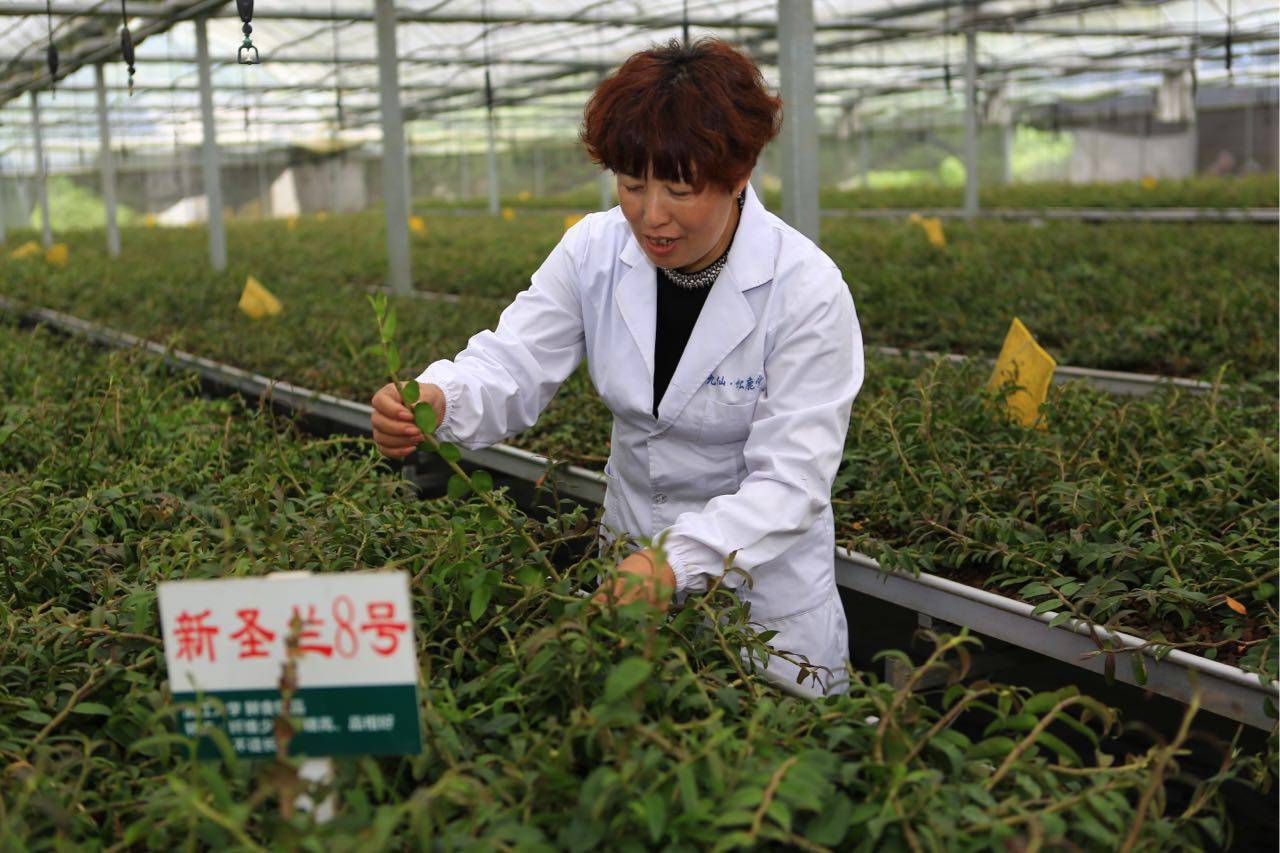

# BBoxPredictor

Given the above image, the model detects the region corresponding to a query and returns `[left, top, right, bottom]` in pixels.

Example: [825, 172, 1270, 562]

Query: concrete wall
[1068, 125, 1197, 182]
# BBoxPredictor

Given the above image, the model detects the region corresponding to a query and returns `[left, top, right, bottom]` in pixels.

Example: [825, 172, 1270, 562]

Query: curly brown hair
[580, 38, 782, 194]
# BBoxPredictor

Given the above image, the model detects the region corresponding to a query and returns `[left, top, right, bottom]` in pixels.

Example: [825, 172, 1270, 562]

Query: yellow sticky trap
[286, 216, 298, 231]
[408, 215, 428, 237]
[563, 214, 584, 231]
[45, 243, 69, 268]
[501, 207, 516, 221]
[238, 275, 283, 319]
[986, 318, 1057, 428]
[920, 217, 946, 248]
[1140, 175, 1158, 189]
[143, 213, 157, 228]
[516, 190, 532, 201]
[906, 213, 945, 247]
[9, 240, 40, 260]
[315, 211, 329, 222]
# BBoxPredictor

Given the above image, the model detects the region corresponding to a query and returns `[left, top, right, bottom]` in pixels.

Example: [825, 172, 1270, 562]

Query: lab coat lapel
[657, 185, 775, 430]
[657, 271, 754, 429]
[616, 236, 656, 386]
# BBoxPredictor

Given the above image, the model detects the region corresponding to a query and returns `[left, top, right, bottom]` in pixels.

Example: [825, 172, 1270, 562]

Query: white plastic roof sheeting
[0, 0, 1275, 164]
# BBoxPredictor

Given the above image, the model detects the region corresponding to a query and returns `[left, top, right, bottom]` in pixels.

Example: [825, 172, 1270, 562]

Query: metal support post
[94, 63, 121, 257]
[194, 17, 227, 270]
[30, 91, 52, 248]
[858, 125, 869, 188]
[256, 152, 270, 218]
[777, 0, 819, 242]
[598, 169, 612, 211]
[1243, 99, 1255, 171]
[962, 21, 979, 219]
[1001, 122, 1014, 185]
[0, 172, 7, 244]
[485, 107, 500, 215]
[532, 143, 544, 198]
[374, 0, 412, 294]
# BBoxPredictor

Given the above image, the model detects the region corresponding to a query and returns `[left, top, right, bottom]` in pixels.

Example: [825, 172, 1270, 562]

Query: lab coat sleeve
[414, 220, 588, 450]
[659, 264, 864, 595]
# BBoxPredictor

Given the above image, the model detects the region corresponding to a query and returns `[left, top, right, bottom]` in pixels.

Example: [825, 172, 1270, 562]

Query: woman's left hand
[592, 549, 675, 611]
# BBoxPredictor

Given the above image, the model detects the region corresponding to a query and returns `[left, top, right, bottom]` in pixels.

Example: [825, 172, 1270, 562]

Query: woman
[371, 38, 864, 696]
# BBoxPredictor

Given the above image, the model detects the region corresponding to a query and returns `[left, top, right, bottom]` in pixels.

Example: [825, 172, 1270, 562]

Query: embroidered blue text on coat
[705, 373, 765, 393]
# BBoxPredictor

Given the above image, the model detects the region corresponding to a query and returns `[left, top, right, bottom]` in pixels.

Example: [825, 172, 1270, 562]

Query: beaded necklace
[657, 190, 746, 290]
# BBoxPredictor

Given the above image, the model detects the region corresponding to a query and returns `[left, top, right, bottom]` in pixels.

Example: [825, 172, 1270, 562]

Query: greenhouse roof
[0, 0, 1275, 160]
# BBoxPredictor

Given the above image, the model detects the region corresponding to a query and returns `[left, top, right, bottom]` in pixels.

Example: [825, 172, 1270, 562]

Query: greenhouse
[0, 0, 1276, 848]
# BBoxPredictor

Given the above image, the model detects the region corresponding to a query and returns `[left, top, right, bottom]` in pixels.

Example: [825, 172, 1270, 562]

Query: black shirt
[653, 267, 713, 418]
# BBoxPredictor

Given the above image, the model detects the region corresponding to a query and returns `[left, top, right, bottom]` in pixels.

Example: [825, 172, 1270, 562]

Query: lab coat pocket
[700, 398, 757, 445]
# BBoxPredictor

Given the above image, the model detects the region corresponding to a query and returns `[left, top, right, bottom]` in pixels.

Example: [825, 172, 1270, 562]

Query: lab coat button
[653, 493, 668, 505]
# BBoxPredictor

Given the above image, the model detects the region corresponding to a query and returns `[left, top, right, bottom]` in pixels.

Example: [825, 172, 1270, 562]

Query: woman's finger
[371, 386, 410, 419]
[372, 428, 417, 451]
[372, 411, 421, 439]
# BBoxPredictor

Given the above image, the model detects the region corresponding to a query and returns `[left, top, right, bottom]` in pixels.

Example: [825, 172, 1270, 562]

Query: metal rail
[4, 299, 1274, 729]
[836, 550, 1277, 730]
[363, 287, 1222, 398]
[867, 344, 1218, 397]
[822, 207, 1280, 224]
[413, 205, 1280, 225]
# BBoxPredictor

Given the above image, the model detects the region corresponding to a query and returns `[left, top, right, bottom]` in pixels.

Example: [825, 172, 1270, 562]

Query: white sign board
[158, 571, 421, 758]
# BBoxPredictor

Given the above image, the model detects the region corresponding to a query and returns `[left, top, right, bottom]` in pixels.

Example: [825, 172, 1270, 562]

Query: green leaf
[413, 402, 436, 436]
[471, 470, 494, 493]
[382, 305, 397, 341]
[71, 702, 112, 716]
[1130, 653, 1148, 686]
[1034, 731, 1082, 766]
[805, 795, 855, 845]
[603, 657, 652, 702]
[400, 380, 419, 406]
[1047, 612, 1073, 629]
[16, 710, 52, 725]
[386, 345, 401, 375]
[967, 736, 1016, 761]
[676, 765, 700, 814]
[438, 443, 461, 463]
[636, 791, 667, 843]
[469, 584, 492, 622]
[515, 566, 541, 587]
[1032, 599, 1058, 616]
[447, 475, 471, 500]
[1023, 687, 1075, 716]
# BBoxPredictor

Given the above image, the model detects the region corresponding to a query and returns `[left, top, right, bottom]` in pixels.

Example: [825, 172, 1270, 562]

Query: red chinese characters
[172, 599, 410, 664]
[174, 610, 219, 662]
[290, 604, 333, 657]
[229, 608, 276, 659]
[360, 601, 408, 656]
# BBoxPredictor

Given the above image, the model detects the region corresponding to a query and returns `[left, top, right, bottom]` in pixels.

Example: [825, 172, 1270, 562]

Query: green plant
[0, 320, 1265, 849]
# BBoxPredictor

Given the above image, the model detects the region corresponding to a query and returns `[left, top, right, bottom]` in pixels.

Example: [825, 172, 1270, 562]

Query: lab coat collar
[617, 183, 775, 291]
[615, 183, 775, 429]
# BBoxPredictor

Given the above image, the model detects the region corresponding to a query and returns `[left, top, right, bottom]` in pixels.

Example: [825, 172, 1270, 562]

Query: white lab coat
[417, 185, 864, 695]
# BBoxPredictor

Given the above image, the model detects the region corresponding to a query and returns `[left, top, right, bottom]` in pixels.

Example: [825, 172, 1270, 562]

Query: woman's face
[617, 169, 746, 271]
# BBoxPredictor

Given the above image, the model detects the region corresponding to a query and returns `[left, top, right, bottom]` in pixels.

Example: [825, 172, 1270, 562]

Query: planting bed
[1, 231, 1275, 693]
[421, 174, 1280, 214]
[6, 200, 1276, 379]
[4, 319, 1269, 849]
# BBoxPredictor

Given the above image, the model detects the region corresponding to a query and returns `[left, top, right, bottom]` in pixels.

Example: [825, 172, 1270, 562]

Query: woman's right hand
[371, 381, 446, 458]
